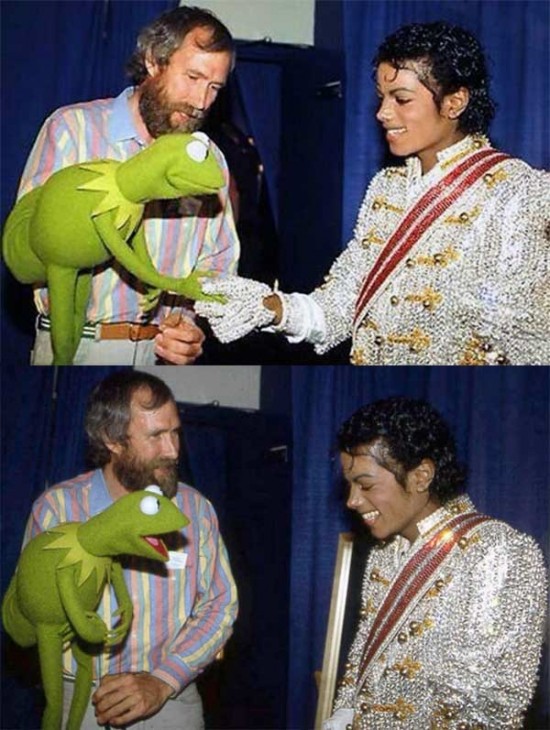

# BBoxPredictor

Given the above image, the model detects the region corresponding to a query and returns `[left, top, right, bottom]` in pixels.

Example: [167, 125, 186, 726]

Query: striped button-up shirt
[18, 87, 239, 324]
[23, 469, 238, 693]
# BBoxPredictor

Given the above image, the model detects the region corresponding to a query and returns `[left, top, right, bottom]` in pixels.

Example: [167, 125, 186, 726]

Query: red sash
[356, 511, 491, 691]
[353, 149, 509, 326]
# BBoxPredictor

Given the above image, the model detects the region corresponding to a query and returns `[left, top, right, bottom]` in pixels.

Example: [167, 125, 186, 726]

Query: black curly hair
[374, 21, 496, 135]
[337, 397, 466, 503]
[126, 5, 235, 86]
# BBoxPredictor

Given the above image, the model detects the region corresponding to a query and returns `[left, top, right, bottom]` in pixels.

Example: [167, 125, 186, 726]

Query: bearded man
[21, 370, 238, 729]
[17, 6, 239, 365]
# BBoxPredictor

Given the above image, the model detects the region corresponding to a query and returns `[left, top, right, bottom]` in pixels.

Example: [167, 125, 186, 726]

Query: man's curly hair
[374, 21, 496, 135]
[337, 397, 466, 503]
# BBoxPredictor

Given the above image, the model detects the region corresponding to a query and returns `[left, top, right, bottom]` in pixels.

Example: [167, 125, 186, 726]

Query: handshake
[195, 274, 281, 342]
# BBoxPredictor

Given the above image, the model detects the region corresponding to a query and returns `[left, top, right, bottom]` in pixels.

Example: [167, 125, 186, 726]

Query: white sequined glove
[194, 275, 276, 343]
[322, 708, 354, 730]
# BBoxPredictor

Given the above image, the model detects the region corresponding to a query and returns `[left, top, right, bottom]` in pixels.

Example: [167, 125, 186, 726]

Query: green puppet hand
[141, 287, 163, 313]
[79, 611, 110, 644]
[139, 272, 227, 314]
[177, 270, 227, 304]
[105, 609, 132, 646]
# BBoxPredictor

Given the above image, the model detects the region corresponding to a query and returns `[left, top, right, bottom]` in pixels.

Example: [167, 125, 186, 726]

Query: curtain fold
[181, 420, 229, 526]
[234, 60, 283, 230]
[0, 366, 55, 595]
[287, 365, 549, 728]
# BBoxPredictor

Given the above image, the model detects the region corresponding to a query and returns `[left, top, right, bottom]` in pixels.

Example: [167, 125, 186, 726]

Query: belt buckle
[129, 323, 141, 342]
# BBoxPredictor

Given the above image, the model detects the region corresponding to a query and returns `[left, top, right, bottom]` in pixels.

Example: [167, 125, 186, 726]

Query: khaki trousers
[31, 329, 158, 366]
[62, 680, 204, 730]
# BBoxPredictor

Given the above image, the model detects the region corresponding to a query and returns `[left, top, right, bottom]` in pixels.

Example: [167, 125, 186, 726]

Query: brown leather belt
[98, 322, 160, 341]
[37, 315, 159, 341]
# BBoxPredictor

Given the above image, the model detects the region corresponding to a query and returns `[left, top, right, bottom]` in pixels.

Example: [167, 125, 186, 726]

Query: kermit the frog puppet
[2, 132, 225, 364]
[2, 486, 188, 730]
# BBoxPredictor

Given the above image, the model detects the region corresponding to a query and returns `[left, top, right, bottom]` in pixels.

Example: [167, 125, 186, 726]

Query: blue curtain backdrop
[233, 59, 283, 231]
[179, 404, 293, 729]
[340, 0, 550, 241]
[287, 366, 549, 728]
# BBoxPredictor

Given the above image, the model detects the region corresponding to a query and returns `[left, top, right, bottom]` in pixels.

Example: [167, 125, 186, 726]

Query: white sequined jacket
[290, 136, 549, 364]
[332, 496, 547, 729]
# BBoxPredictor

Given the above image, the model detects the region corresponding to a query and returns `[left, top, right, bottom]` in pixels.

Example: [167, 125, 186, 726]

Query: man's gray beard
[113, 455, 179, 499]
[138, 77, 205, 137]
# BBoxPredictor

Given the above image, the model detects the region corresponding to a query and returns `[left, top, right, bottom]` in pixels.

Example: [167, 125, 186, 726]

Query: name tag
[166, 551, 188, 570]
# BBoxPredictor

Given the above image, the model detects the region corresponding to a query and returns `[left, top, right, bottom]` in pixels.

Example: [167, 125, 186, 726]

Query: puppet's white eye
[140, 496, 160, 515]
[186, 139, 208, 162]
[145, 485, 163, 496]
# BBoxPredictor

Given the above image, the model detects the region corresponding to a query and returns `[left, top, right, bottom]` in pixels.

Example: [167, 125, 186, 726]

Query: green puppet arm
[128, 224, 223, 312]
[2, 131, 227, 364]
[56, 567, 110, 645]
[2, 487, 189, 730]
[107, 561, 133, 645]
[92, 214, 221, 303]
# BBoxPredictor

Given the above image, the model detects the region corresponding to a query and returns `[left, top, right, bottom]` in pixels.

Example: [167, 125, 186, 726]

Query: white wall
[136, 365, 261, 409]
[186, 0, 315, 46]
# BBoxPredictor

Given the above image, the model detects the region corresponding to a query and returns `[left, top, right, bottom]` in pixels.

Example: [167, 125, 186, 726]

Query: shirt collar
[395, 493, 476, 554]
[90, 468, 115, 516]
[406, 134, 492, 181]
[436, 133, 491, 164]
[108, 86, 146, 146]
